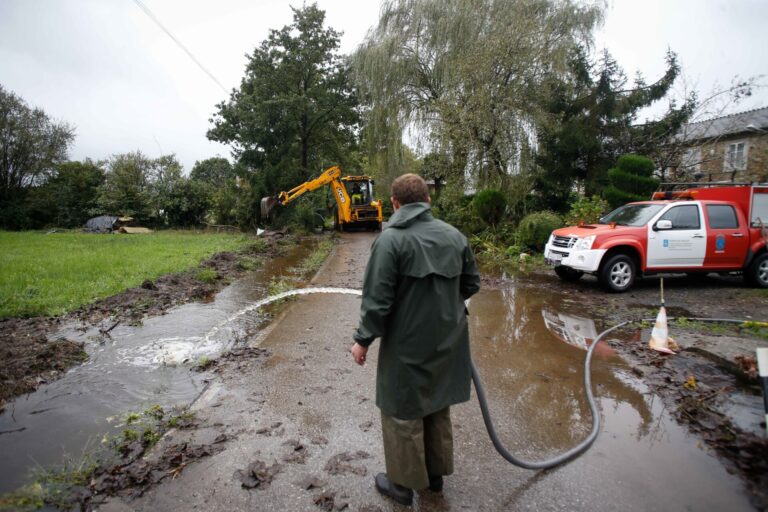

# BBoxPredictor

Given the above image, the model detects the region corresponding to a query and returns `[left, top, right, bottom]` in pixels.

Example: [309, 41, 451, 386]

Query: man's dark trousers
[381, 407, 453, 490]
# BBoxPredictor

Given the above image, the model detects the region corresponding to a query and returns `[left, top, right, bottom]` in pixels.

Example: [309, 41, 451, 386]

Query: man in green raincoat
[351, 173, 480, 506]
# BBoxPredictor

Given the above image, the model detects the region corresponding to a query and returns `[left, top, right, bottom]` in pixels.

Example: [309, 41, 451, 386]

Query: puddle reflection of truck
[541, 309, 617, 357]
[544, 185, 768, 292]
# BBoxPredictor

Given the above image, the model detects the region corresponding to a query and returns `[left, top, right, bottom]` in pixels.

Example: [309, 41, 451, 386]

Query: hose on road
[471, 321, 629, 470]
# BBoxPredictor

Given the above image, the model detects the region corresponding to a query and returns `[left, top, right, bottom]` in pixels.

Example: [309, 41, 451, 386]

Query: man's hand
[351, 343, 368, 366]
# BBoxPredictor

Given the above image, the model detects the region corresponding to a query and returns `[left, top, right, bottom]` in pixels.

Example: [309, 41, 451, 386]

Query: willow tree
[352, 0, 603, 190]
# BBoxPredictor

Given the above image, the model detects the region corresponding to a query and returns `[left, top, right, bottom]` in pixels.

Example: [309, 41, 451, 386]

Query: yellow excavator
[260, 166, 383, 231]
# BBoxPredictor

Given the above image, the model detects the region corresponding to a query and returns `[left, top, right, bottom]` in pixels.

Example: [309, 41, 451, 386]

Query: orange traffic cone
[649, 278, 676, 355]
[649, 306, 676, 354]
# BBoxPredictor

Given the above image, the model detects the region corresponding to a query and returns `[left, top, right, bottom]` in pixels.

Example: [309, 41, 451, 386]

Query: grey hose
[471, 321, 630, 470]
[473, 315, 754, 470]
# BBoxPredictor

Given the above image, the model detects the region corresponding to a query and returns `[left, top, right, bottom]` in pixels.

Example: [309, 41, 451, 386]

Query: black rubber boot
[428, 475, 444, 492]
[374, 473, 414, 506]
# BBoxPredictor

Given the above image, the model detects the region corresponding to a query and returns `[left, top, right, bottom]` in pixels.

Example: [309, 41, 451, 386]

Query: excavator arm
[260, 166, 352, 221]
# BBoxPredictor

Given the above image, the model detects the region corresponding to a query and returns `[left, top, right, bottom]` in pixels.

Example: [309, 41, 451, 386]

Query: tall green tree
[0, 84, 75, 228]
[208, 4, 359, 201]
[96, 152, 154, 222]
[147, 154, 184, 224]
[161, 178, 211, 227]
[32, 160, 105, 227]
[535, 48, 695, 210]
[352, 0, 602, 190]
[191, 157, 237, 225]
[190, 157, 234, 188]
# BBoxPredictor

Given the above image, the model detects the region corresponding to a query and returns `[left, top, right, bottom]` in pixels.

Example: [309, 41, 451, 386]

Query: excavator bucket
[260, 197, 278, 219]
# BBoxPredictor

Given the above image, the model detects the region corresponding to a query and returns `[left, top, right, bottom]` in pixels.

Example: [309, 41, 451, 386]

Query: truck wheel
[554, 265, 583, 282]
[599, 254, 635, 293]
[746, 253, 768, 288]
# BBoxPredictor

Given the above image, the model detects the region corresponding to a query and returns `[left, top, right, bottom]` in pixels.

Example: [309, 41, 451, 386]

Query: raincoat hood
[387, 202, 432, 229]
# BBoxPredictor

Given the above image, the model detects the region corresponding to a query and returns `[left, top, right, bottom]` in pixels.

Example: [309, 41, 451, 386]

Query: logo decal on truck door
[715, 234, 726, 253]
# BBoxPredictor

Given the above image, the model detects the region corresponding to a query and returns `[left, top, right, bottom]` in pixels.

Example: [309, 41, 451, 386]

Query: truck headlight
[573, 235, 596, 251]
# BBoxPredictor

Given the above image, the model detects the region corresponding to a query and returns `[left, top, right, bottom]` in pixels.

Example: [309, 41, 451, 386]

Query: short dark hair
[391, 174, 429, 204]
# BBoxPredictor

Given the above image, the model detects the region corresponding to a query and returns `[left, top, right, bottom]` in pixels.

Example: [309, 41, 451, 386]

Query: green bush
[432, 192, 484, 235]
[603, 154, 659, 208]
[472, 189, 507, 226]
[564, 195, 610, 226]
[516, 211, 562, 251]
[289, 200, 324, 233]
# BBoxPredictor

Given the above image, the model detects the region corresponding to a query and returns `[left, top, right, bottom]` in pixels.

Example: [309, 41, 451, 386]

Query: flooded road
[110, 232, 756, 511]
[0, 240, 318, 494]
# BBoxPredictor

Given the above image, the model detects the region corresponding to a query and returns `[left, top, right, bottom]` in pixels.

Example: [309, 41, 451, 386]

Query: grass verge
[0, 230, 252, 318]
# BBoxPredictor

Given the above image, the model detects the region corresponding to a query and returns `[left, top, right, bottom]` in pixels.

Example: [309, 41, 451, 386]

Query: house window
[724, 141, 748, 171]
[680, 147, 701, 173]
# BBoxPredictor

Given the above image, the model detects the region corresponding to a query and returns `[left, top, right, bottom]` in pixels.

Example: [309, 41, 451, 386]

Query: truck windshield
[600, 204, 664, 227]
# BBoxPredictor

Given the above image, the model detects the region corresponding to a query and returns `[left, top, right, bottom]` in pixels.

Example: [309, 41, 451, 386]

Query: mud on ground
[517, 269, 768, 509]
[0, 232, 292, 410]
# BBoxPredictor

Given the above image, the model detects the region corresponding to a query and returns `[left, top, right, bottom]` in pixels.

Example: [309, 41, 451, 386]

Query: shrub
[564, 195, 610, 226]
[432, 192, 484, 235]
[516, 211, 562, 251]
[290, 201, 319, 233]
[472, 189, 507, 227]
[603, 154, 659, 208]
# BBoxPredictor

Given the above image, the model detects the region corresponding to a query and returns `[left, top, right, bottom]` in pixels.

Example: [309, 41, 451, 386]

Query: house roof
[677, 106, 768, 143]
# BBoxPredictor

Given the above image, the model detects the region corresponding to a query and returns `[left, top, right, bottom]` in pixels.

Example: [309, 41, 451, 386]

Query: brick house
[666, 106, 768, 183]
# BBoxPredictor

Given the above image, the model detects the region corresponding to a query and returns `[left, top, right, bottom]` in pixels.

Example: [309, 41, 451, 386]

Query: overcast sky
[0, 0, 765, 173]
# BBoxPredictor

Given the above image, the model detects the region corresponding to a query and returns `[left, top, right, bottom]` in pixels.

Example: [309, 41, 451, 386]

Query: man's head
[391, 173, 430, 209]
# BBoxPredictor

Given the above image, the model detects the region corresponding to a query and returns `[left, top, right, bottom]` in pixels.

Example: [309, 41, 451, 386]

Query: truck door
[704, 204, 749, 268]
[647, 203, 707, 268]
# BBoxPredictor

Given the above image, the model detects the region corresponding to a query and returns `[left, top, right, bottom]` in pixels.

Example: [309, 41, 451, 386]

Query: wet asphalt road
[98, 232, 754, 511]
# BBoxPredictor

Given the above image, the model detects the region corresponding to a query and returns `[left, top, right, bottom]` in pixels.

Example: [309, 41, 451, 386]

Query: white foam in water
[121, 287, 362, 367]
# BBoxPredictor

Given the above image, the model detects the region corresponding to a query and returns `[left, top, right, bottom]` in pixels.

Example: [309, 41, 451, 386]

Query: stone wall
[668, 132, 768, 183]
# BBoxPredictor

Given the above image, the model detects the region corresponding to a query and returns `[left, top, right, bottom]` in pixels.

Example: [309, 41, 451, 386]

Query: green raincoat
[354, 202, 481, 420]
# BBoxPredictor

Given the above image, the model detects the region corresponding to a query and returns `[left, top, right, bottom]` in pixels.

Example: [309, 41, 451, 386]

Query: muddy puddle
[0, 241, 318, 495]
[466, 279, 754, 510]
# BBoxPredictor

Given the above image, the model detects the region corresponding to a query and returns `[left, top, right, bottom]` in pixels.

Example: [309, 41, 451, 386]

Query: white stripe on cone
[649, 306, 676, 355]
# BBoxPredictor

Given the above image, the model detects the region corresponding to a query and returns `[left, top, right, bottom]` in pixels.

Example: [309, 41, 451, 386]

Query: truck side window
[659, 205, 700, 230]
[706, 205, 739, 229]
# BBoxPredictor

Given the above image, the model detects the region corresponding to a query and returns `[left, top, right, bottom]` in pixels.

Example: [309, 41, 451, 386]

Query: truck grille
[552, 235, 576, 248]
[353, 206, 379, 220]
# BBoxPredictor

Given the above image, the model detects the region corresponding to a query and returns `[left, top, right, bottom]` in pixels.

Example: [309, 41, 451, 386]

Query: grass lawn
[0, 231, 253, 318]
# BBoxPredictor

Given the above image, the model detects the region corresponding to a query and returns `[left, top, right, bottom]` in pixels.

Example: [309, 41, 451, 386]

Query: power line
[132, 0, 228, 94]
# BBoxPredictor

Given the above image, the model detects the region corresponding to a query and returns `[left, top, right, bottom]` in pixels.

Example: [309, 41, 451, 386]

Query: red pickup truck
[543, 185, 768, 292]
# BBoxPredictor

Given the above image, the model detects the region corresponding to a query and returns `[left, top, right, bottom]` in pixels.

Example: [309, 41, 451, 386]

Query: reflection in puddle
[541, 308, 617, 357]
